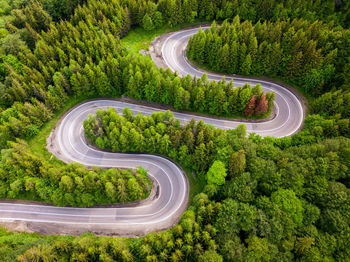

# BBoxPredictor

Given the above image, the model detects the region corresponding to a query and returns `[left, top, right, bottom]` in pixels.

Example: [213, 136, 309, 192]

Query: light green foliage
[271, 189, 304, 227]
[198, 250, 223, 262]
[246, 236, 271, 262]
[0, 140, 151, 207]
[0, 0, 349, 261]
[142, 13, 154, 31]
[206, 160, 227, 186]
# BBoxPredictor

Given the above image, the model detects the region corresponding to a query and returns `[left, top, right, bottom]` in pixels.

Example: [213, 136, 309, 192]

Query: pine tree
[153, 11, 164, 28]
[219, 44, 230, 73]
[240, 54, 252, 75]
[182, 0, 196, 23]
[229, 41, 239, 74]
[142, 13, 154, 31]
[286, 51, 304, 79]
[239, 43, 247, 66]
[248, 34, 258, 61]
[24, 0, 52, 32]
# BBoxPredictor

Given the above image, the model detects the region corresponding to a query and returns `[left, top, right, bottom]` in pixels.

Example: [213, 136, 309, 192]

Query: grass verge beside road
[27, 96, 87, 164]
[121, 22, 208, 54]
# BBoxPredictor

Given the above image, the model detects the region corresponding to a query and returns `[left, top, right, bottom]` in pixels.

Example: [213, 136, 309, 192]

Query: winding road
[159, 27, 305, 137]
[0, 27, 305, 236]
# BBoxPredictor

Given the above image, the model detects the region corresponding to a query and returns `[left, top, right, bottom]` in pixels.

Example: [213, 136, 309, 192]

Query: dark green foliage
[0, 0, 276, 152]
[42, 0, 86, 21]
[291, 114, 350, 139]
[187, 19, 350, 95]
[157, 0, 349, 27]
[0, 0, 349, 261]
[85, 107, 350, 261]
[121, 54, 274, 117]
[312, 89, 350, 118]
[142, 13, 154, 31]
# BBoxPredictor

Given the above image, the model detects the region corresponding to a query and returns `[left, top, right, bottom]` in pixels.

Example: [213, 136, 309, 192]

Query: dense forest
[83, 108, 350, 261]
[0, 0, 349, 260]
[0, 0, 276, 152]
[187, 18, 350, 137]
[0, 139, 151, 207]
[187, 19, 350, 96]
[121, 55, 275, 117]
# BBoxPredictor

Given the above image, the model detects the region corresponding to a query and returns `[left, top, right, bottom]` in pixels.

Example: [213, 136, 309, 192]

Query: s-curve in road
[0, 27, 305, 236]
[0, 100, 192, 236]
[159, 26, 305, 138]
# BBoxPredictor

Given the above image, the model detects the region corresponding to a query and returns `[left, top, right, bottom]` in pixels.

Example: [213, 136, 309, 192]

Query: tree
[206, 160, 227, 186]
[223, 172, 256, 202]
[238, 87, 253, 113]
[245, 95, 256, 116]
[295, 237, 315, 255]
[18, 244, 56, 262]
[228, 150, 246, 178]
[255, 94, 269, 115]
[153, 11, 163, 28]
[245, 236, 270, 262]
[142, 13, 154, 31]
[319, 208, 348, 233]
[241, 54, 252, 75]
[271, 189, 304, 227]
[182, 0, 196, 24]
[198, 250, 223, 262]
[105, 182, 117, 201]
[286, 51, 303, 79]
[1, 33, 27, 55]
[215, 199, 257, 234]
[24, 0, 52, 32]
[218, 44, 230, 72]
[59, 175, 74, 192]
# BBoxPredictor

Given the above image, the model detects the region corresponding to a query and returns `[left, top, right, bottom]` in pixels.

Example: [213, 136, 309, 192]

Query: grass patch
[121, 26, 172, 53]
[27, 96, 88, 165]
[121, 21, 209, 54]
[183, 167, 206, 203]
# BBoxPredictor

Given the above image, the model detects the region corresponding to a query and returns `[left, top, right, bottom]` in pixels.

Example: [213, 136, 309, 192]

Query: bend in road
[160, 27, 305, 138]
[0, 27, 305, 236]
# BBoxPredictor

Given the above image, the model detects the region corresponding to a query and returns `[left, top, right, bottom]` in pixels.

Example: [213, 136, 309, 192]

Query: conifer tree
[142, 13, 154, 31]
[240, 54, 252, 75]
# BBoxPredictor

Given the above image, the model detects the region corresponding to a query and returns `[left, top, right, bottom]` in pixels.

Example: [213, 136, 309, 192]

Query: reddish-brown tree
[245, 95, 256, 116]
[255, 94, 269, 115]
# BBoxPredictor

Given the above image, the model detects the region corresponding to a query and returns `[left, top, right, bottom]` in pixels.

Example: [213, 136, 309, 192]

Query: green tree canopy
[206, 160, 227, 186]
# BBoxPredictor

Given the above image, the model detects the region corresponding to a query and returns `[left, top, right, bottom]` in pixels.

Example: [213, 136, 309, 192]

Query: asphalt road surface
[0, 27, 305, 236]
[161, 27, 305, 137]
